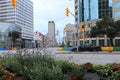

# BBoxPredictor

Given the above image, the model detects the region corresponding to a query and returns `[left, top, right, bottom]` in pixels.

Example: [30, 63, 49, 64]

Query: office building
[64, 24, 75, 46]
[75, 0, 112, 23]
[98, 0, 112, 18]
[73, 0, 120, 47]
[48, 21, 55, 39]
[112, 0, 120, 21]
[0, 0, 33, 48]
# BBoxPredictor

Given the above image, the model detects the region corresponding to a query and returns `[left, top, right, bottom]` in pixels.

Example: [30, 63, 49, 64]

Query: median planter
[63, 47, 67, 51]
[113, 47, 120, 51]
[66, 47, 73, 51]
[101, 47, 113, 51]
[0, 48, 7, 50]
[57, 47, 63, 51]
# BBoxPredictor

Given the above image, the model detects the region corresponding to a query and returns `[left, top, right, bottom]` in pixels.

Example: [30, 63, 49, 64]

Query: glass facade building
[113, 0, 120, 21]
[0, 22, 21, 48]
[98, 0, 112, 18]
[114, 2, 120, 8]
[75, 0, 112, 23]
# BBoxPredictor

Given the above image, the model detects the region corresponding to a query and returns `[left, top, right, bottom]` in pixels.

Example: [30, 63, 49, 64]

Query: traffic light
[11, 0, 16, 8]
[82, 34, 85, 39]
[65, 7, 69, 17]
[79, 25, 82, 32]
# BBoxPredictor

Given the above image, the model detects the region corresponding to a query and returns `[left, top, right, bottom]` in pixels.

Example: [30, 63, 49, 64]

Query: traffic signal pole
[69, 11, 75, 17]
[65, 7, 79, 52]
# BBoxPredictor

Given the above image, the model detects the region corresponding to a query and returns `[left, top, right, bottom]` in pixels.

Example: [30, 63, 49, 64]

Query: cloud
[32, 0, 74, 38]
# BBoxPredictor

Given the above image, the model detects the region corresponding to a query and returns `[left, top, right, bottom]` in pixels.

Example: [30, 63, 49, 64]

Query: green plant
[111, 71, 120, 80]
[0, 49, 87, 80]
[94, 64, 112, 79]
[80, 63, 94, 72]
[0, 65, 14, 80]
[71, 66, 86, 80]
[108, 63, 120, 72]
[57, 61, 74, 74]
[0, 50, 63, 80]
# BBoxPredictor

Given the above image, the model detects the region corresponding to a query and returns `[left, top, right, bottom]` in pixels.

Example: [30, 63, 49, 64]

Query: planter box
[113, 47, 120, 51]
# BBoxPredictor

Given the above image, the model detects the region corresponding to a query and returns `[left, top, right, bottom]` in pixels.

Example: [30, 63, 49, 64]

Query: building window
[115, 39, 120, 46]
[80, 40, 83, 46]
[115, 11, 120, 17]
[91, 40, 96, 46]
[99, 39, 104, 47]
[114, 2, 120, 8]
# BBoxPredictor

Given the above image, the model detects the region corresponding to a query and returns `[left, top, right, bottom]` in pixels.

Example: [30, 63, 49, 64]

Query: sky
[31, 0, 75, 38]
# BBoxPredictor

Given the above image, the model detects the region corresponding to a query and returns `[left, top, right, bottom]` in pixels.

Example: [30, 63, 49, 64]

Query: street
[54, 52, 120, 64]
[48, 48, 120, 65]
[0, 48, 120, 65]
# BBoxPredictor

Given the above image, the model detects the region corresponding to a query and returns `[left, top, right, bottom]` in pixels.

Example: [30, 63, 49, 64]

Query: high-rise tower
[48, 21, 55, 39]
[75, 0, 112, 23]
[0, 0, 33, 40]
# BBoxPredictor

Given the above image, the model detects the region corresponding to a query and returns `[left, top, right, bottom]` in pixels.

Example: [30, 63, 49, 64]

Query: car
[71, 43, 101, 52]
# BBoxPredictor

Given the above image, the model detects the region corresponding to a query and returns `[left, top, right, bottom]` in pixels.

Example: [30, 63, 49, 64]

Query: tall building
[98, 0, 112, 18]
[75, 0, 112, 23]
[112, 0, 120, 21]
[48, 21, 55, 39]
[0, 0, 33, 47]
[73, 0, 120, 47]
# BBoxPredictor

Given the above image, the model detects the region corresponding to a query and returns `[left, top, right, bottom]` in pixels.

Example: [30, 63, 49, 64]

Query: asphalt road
[0, 48, 120, 65]
[49, 48, 120, 65]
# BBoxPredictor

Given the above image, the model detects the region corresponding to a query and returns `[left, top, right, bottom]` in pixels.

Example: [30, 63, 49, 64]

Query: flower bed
[0, 50, 120, 80]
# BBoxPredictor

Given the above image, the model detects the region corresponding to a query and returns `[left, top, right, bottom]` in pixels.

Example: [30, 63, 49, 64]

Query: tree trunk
[110, 38, 113, 46]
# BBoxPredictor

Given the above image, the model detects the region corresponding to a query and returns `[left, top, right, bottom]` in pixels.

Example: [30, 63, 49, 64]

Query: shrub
[94, 64, 112, 80]
[111, 71, 120, 80]
[0, 65, 14, 80]
[0, 49, 63, 80]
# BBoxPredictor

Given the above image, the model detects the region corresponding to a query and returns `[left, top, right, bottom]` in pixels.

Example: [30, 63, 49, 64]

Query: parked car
[71, 43, 101, 52]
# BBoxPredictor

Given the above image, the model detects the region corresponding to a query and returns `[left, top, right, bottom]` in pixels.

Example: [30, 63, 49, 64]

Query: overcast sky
[31, 0, 75, 37]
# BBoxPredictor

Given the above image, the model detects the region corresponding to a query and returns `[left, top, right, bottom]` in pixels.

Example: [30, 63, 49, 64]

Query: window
[99, 39, 104, 46]
[115, 11, 120, 17]
[115, 39, 120, 46]
[80, 40, 83, 46]
[91, 40, 96, 46]
[114, 2, 120, 8]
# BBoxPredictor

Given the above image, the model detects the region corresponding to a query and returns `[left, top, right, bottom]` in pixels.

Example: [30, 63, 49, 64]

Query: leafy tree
[114, 20, 120, 32]
[90, 27, 99, 37]
[9, 31, 21, 45]
[90, 17, 118, 46]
